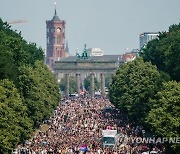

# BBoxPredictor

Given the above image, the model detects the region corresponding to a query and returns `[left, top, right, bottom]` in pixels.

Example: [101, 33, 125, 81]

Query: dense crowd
[15, 96, 165, 154]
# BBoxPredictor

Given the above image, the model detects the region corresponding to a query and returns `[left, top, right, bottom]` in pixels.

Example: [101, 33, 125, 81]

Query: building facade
[139, 32, 159, 49]
[46, 9, 69, 69]
[53, 54, 123, 97]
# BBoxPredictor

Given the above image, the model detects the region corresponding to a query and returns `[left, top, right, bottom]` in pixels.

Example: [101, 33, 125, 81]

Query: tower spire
[52, 1, 60, 21]
[66, 40, 69, 53]
[54, 1, 57, 16]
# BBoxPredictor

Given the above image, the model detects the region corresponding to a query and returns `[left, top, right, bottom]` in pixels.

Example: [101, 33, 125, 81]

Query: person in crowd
[17, 96, 164, 154]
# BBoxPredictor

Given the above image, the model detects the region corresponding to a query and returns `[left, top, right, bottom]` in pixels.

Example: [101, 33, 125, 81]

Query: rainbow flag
[80, 145, 88, 152]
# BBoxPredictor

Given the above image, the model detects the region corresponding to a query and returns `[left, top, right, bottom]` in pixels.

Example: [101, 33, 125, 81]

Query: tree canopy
[110, 23, 180, 153]
[105, 75, 112, 88]
[0, 79, 32, 153]
[141, 23, 180, 81]
[146, 81, 180, 153]
[18, 61, 60, 127]
[109, 58, 162, 124]
[0, 19, 44, 84]
[0, 18, 60, 152]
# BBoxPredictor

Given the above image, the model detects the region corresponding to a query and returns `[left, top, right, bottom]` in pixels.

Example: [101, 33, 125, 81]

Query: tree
[109, 58, 162, 124]
[0, 79, 32, 153]
[59, 76, 77, 94]
[0, 18, 60, 151]
[84, 75, 100, 92]
[146, 81, 180, 153]
[105, 75, 112, 88]
[0, 19, 44, 84]
[0, 43, 18, 81]
[18, 61, 60, 127]
[141, 23, 180, 81]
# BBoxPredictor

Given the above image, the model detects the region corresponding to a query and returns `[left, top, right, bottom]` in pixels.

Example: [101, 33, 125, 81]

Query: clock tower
[46, 6, 68, 68]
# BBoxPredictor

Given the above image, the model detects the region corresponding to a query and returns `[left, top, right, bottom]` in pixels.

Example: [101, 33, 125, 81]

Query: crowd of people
[15, 96, 165, 154]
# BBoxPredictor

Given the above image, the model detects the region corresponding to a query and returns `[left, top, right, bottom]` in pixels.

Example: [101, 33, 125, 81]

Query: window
[57, 35, 61, 44]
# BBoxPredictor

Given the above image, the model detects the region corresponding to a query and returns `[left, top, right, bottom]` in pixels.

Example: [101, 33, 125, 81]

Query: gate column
[65, 73, 69, 97]
[76, 73, 81, 95]
[90, 73, 95, 97]
[100, 73, 105, 96]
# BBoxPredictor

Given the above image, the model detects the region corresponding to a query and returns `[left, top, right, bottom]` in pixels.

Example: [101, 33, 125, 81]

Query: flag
[80, 145, 88, 152]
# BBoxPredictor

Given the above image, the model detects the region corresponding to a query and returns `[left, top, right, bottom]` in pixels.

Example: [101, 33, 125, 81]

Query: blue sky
[0, 0, 180, 55]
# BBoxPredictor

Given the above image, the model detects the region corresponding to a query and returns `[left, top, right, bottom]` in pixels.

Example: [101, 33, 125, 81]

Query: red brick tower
[46, 7, 67, 68]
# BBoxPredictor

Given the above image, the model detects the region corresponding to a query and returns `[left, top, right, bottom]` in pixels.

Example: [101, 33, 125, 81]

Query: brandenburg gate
[53, 47, 122, 97]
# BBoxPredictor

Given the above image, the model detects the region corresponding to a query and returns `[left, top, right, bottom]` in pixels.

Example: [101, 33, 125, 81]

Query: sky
[0, 0, 180, 55]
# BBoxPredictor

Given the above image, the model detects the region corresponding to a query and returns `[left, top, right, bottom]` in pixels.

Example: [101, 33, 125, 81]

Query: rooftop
[51, 7, 60, 21]
[56, 55, 123, 62]
[140, 32, 159, 36]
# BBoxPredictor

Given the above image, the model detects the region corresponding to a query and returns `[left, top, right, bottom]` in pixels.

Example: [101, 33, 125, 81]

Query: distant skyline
[0, 0, 180, 55]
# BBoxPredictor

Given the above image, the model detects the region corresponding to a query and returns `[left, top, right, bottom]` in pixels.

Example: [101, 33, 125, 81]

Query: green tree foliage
[0, 79, 32, 153]
[109, 58, 162, 124]
[105, 75, 112, 88]
[0, 18, 44, 83]
[0, 19, 21, 39]
[146, 81, 180, 153]
[0, 18, 60, 151]
[18, 61, 60, 127]
[84, 75, 100, 92]
[59, 76, 77, 94]
[141, 23, 180, 81]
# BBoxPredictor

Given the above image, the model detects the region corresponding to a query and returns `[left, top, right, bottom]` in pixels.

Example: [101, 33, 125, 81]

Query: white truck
[102, 129, 119, 149]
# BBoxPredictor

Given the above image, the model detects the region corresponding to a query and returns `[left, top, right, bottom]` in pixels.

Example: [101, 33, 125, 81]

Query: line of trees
[109, 23, 180, 153]
[0, 19, 60, 153]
